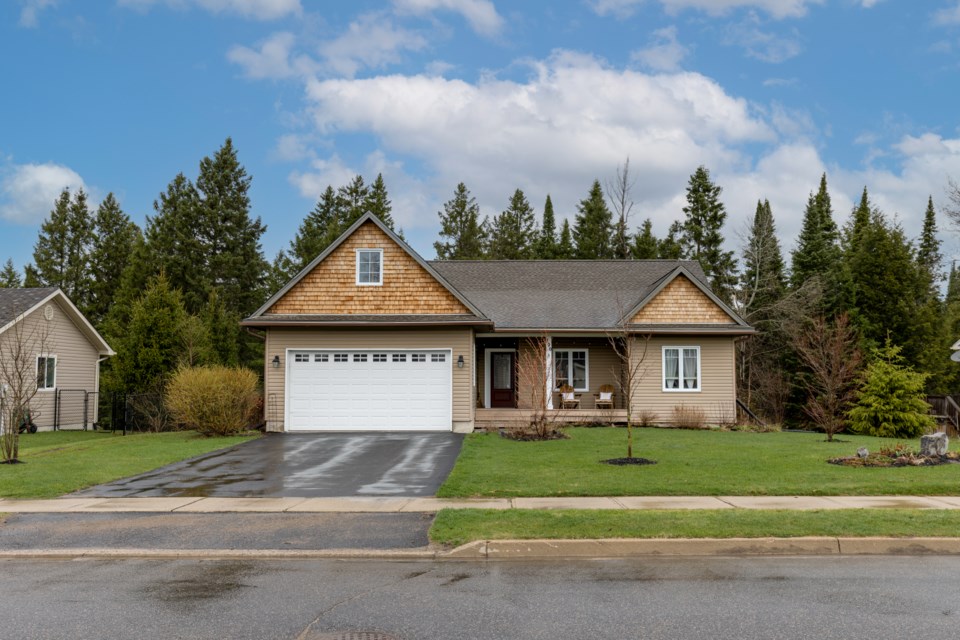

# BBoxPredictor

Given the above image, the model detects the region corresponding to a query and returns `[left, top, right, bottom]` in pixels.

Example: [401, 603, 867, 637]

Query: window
[334, 353, 349, 363]
[314, 354, 329, 362]
[663, 347, 700, 391]
[431, 353, 446, 363]
[356, 249, 383, 285]
[36, 355, 56, 390]
[412, 353, 426, 362]
[353, 354, 368, 363]
[294, 353, 310, 363]
[392, 353, 407, 362]
[373, 353, 387, 363]
[554, 350, 588, 391]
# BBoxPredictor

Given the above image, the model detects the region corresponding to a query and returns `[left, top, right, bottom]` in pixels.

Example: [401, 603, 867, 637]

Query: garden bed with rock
[829, 434, 960, 467]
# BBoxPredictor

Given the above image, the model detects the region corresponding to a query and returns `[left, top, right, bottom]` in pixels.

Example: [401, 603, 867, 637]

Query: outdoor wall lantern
[457, 355, 465, 369]
[271, 355, 280, 368]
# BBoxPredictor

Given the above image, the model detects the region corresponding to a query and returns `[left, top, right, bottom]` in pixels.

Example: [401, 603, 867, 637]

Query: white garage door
[286, 349, 453, 431]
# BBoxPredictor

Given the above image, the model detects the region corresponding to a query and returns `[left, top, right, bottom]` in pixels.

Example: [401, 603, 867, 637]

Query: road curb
[5, 538, 960, 560]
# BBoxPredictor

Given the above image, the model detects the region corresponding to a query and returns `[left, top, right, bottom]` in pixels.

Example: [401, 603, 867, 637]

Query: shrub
[847, 341, 936, 439]
[671, 404, 706, 429]
[165, 366, 259, 436]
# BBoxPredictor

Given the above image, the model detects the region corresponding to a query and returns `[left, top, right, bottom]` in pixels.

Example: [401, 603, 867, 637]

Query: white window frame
[553, 349, 589, 392]
[662, 346, 701, 392]
[355, 248, 383, 286]
[36, 354, 57, 391]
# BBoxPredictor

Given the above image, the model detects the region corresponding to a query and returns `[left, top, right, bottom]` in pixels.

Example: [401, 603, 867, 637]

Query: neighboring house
[0, 287, 114, 430]
[243, 213, 753, 433]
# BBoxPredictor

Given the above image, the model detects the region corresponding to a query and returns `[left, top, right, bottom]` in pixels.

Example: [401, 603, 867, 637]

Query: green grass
[438, 427, 960, 498]
[430, 508, 960, 546]
[0, 431, 258, 499]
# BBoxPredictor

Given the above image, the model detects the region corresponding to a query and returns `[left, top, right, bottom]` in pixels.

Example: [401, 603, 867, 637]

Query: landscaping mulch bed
[498, 428, 569, 442]
[601, 457, 657, 466]
[829, 445, 960, 468]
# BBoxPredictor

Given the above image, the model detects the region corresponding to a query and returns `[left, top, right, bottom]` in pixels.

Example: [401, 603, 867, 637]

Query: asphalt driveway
[71, 432, 464, 498]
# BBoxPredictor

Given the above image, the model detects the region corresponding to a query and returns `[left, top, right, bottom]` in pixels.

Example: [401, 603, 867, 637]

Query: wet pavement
[71, 432, 464, 498]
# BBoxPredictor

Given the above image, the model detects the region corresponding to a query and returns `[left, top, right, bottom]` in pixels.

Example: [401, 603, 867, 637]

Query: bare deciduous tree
[791, 313, 863, 441]
[607, 299, 652, 458]
[0, 307, 50, 463]
[606, 157, 636, 260]
[944, 178, 960, 231]
[513, 335, 567, 440]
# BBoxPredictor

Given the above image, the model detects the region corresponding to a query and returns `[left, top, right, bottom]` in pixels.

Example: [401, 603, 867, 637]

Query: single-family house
[243, 213, 753, 433]
[0, 287, 114, 430]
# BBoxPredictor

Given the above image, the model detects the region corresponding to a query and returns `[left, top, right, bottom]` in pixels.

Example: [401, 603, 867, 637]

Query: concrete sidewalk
[3, 495, 960, 513]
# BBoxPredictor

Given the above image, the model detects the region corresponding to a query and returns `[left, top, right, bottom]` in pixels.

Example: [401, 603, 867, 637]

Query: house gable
[630, 273, 737, 325]
[266, 220, 472, 316]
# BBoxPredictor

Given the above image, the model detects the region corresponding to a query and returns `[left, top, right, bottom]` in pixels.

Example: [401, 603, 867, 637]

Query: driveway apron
[70, 433, 464, 498]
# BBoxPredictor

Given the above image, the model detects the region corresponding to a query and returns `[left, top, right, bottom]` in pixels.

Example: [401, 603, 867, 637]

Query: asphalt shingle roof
[429, 260, 712, 329]
[0, 287, 58, 329]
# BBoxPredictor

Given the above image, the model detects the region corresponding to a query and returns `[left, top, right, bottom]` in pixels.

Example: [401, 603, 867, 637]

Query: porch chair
[594, 384, 615, 410]
[559, 384, 581, 409]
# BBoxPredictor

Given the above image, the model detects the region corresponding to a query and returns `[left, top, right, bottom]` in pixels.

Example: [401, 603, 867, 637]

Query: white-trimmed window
[554, 349, 588, 391]
[356, 249, 383, 285]
[36, 355, 57, 390]
[663, 346, 700, 391]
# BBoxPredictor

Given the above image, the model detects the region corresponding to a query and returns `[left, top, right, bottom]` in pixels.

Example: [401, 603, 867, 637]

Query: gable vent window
[356, 249, 383, 286]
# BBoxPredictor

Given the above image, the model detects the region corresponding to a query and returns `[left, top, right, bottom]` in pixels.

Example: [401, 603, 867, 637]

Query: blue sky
[2, 0, 960, 273]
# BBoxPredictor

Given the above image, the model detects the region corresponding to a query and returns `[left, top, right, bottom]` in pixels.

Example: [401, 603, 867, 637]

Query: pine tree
[202, 289, 239, 367]
[740, 200, 787, 320]
[791, 173, 840, 289]
[573, 180, 614, 259]
[32, 188, 94, 307]
[679, 166, 737, 301]
[88, 193, 141, 326]
[0, 259, 21, 287]
[283, 185, 340, 276]
[536, 195, 558, 259]
[556, 219, 575, 259]
[364, 173, 395, 229]
[631, 219, 658, 259]
[434, 183, 487, 260]
[336, 175, 370, 230]
[658, 221, 684, 259]
[488, 189, 537, 259]
[917, 196, 942, 285]
[948, 262, 960, 305]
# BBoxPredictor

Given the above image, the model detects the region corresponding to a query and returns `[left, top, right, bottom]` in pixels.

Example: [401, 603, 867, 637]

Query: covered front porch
[475, 407, 629, 429]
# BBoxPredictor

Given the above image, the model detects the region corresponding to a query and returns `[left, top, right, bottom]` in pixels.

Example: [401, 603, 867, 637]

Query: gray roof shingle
[0, 287, 59, 328]
[429, 260, 716, 329]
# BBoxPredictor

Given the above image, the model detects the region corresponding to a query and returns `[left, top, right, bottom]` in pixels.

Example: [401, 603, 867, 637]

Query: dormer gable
[628, 269, 744, 325]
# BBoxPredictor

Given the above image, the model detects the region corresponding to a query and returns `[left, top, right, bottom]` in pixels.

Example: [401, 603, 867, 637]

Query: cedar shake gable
[626, 267, 746, 327]
[255, 214, 483, 319]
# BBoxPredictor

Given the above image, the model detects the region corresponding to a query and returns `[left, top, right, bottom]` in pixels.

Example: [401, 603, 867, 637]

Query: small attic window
[356, 249, 383, 286]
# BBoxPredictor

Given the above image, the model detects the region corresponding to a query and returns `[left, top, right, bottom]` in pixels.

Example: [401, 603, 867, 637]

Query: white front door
[286, 349, 453, 431]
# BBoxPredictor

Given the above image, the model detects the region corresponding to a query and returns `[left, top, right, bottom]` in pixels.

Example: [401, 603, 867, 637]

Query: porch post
[545, 334, 554, 410]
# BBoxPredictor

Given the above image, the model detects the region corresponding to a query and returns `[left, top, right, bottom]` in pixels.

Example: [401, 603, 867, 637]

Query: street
[1, 556, 958, 639]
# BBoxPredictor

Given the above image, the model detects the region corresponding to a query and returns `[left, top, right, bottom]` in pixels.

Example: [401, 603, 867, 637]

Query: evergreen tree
[556, 219, 575, 259]
[631, 219, 658, 259]
[88, 193, 141, 326]
[488, 189, 537, 259]
[679, 166, 737, 301]
[32, 188, 94, 307]
[107, 273, 188, 392]
[536, 195, 558, 259]
[947, 262, 960, 305]
[282, 185, 340, 277]
[336, 175, 370, 230]
[790, 173, 840, 290]
[844, 187, 873, 253]
[658, 221, 684, 259]
[201, 289, 239, 367]
[434, 183, 487, 260]
[364, 173, 395, 229]
[917, 196, 943, 285]
[0, 259, 21, 287]
[740, 200, 787, 319]
[573, 180, 614, 259]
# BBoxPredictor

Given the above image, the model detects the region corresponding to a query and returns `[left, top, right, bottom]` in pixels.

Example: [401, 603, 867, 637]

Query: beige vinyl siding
[3, 298, 102, 430]
[551, 337, 622, 410]
[630, 335, 736, 425]
[264, 326, 474, 431]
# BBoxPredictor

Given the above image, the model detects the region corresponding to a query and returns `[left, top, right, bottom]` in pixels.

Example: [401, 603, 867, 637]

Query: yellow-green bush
[166, 366, 259, 436]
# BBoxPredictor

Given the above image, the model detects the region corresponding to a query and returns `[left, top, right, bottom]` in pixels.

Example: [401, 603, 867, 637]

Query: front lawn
[0, 431, 258, 499]
[431, 508, 960, 546]
[438, 427, 960, 497]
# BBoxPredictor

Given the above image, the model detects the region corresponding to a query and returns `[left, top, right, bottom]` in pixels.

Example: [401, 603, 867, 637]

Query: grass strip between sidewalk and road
[438, 427, 960, 498]
[0, 431, 258, 499]
[430, 508, 960, 547]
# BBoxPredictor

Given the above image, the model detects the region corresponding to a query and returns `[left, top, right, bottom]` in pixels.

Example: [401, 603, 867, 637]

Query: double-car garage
[286, 349, 454, 431]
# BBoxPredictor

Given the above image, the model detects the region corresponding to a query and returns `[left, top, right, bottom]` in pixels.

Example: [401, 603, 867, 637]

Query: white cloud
[725, 15, 803, 62]
[0, 161, 87, 224]
[319, 13, 428, 78]
[591, 0, 824, 20]
[934, 2, 960, 26]
[631, 26, 690, 72]
[117, 0, 301, 21]
[18, 0, 57, 27]
[228, 31, 301, 79]
[392, 0, 504, 37]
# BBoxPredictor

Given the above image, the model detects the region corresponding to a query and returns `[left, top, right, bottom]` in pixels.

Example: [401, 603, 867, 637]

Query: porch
[475, 407, 629, 430]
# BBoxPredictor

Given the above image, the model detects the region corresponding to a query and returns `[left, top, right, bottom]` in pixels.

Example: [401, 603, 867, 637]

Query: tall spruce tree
[631, 219, 658, 259]
[488, 189, 537, 259]
[740, 200, 787, 320]
[32, 188, 94, 308]
[282, 185, 340, 277]
[790, 173, 840, 290]
[573, 180, 614, 259]
[679, 166, 737, 301]
[88, 193, 141, 326]
[201, 289, 240, 367]
[434, 183, 487, 260]
[364, 173, 395, 228]
[0, 259, 20, 287]
[556, 219, 575, 259]
[336, 175, 370, 230]
[536, 195, 558, 259]
[658, 221, 684, 259]
[917, 196, 942, 285]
